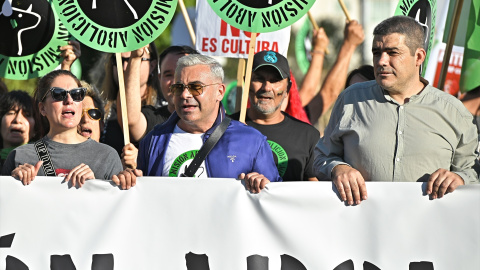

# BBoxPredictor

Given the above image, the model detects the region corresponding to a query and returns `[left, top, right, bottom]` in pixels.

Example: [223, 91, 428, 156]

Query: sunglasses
[81, 108, 103, 121]
[112, 56, 151, 66]
[42, 87, 86, 102]
[169, 83, 220, 97]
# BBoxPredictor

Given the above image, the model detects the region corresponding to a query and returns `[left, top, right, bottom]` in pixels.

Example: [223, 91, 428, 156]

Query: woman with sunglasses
[77, 82, 138, 169]
[1, 70, 123, 187]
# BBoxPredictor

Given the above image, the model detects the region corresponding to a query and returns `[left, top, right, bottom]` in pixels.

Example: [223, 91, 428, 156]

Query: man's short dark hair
[159, 45, 199, 73]
[373, 16, 425, 56]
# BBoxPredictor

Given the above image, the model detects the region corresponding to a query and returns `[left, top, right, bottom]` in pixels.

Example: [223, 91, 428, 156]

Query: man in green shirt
[314, 16, 478, 205]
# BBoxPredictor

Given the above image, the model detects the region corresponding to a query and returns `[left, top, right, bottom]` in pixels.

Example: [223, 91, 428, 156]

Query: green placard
[51, 0, 178, 53]
[0, 0, 69, 80]
[394, 0, 436, 77]
[207, 0, 315, 33]
[294, 18, 311, 75]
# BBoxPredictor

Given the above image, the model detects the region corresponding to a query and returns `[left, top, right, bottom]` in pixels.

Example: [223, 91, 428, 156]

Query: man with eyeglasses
[231, 51, 320, 182]
[112, 54, 282, 192]
[119, 46, 199, 145]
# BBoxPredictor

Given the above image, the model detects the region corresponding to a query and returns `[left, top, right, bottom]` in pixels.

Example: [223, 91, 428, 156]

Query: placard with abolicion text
[51, 0, 178, 52]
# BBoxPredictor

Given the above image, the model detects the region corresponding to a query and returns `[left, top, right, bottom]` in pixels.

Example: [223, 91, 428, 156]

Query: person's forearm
[318, 41, 357, 116]
[299, 52, 325, 106]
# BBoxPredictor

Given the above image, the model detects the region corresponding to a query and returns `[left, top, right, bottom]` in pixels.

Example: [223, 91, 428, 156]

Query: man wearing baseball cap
[232, 50, 320, 181]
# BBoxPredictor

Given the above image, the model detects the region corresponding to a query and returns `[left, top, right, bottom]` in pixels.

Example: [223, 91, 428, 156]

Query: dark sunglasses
[169, 83, 220, 96]
[42, 87, 86, 102]
[81, 108, 103, 121]
[112, 56, 151, 66]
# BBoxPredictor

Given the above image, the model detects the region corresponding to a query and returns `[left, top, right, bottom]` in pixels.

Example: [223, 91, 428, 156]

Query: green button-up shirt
[314, 80, 478, 183]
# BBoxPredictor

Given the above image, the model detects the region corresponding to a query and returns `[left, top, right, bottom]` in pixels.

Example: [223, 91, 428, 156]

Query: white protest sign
[0, 177, 479, 269]
[195, 0, 290, 58]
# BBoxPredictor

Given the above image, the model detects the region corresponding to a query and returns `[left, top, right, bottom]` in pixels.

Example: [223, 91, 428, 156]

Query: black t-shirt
[142, 105, 171, 136]
[103, 105, 170, 156]
[231, 112, 320, 181]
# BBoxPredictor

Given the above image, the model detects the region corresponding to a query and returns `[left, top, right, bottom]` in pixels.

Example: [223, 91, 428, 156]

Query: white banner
[195, 0, 290, 59]
[0, 177, 479, 270]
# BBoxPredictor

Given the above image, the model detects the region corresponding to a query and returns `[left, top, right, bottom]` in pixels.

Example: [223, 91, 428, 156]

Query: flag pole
[239, 34, 257, 123]
[438, 0, 464, 90]
[115, 52, 130, 146]
[307, 11, 330, 54]
[338, 0, 352, 22]
[235, 59, 246, 113]
[178, 0, 196, 46]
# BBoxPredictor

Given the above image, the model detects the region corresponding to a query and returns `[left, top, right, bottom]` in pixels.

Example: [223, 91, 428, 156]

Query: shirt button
[396, 158, 400, 162]
[399, 106, 404, 110]
[399, 131, 403, 135]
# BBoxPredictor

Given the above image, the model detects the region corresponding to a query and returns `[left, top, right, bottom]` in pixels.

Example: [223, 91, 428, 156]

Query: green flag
[394, 0, 437, 77]
[460, 0, 480, 92]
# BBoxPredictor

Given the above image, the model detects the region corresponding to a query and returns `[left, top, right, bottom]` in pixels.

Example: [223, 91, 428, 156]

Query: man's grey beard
[251, 93, 286, 115]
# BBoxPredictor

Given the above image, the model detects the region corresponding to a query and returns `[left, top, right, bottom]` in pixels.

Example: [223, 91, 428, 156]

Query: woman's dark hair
[345, 65, 375, 88]
[0, 90, 39, 148]
[33, 69, 82, 102]
[33, 70, 82, 137]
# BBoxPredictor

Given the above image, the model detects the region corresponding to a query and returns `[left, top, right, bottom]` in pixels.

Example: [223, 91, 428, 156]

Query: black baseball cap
[252, 51, 290, 79]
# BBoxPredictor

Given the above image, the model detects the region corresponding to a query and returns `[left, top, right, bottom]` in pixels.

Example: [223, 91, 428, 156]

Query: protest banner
[0, 177, 479, 269]
[196, 0, 290, 59]
[394, 0, 436, 77]
[0, 0, 69, 80]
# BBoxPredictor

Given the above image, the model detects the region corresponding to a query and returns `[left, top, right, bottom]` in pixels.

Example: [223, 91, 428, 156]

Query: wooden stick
[178, 0, 196, 46]
[438, 0, 464, 90]
[115, 52, 130, 146]
[307, 11, 330, 55]
[338, 0, 352, 22]
[235, 58, 246, 113]
[239, 34, 257, 124]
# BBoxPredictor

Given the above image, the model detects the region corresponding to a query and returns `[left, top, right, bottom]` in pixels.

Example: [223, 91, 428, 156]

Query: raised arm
[116, 46, 149, 142]
[307, 20, 364, 123]
[60, 40, 81, 71]
[298, 28, 329, 107]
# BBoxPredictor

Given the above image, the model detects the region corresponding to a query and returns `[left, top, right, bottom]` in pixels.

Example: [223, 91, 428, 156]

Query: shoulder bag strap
[34, 139, 57, 177]
[181, 117, 231, 177]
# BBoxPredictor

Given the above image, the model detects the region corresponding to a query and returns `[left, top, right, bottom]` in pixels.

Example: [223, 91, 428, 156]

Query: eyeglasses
[169, 83, 220, 96]
[112, 56, 151, 66]
[41, 87, 86, 102]
[81, 108, 103, 121]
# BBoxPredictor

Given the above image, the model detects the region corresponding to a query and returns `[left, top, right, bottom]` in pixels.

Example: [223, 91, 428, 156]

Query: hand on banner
[331, 164, 367, 205]
[239, 172, 270, 194]
[64, 163, 95, 188]
[60, 41, 81, 71]
[344, 20, 365, 48]
[311, 28, 329, 55]
[11, 161, 43, 185]
[427, 168, 465, 199]
[121, 143, 138, 169]
[112, 168, 143, 190]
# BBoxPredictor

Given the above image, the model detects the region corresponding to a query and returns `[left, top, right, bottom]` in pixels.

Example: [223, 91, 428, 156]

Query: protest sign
[0, 0, 69, 80]
[51, 0, 178, 53]
[1, 178, 479, 269]
[196, 0, 290, 59]
[207, 0, 315, 33]
[394, 0, 437, 77]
